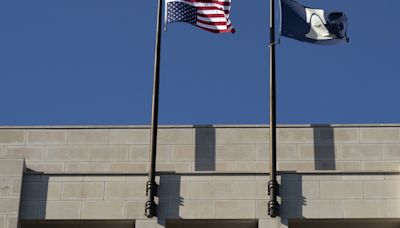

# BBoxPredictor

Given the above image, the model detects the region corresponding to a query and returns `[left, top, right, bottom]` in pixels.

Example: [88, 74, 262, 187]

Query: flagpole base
[145, 181, 158, 218]
[145, 201, 157, 218]
[268, 200, 279, 218]
[268, 180, 280, 218]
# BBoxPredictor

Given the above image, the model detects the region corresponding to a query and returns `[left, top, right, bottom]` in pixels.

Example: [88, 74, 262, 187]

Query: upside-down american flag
[165, 0, 235, 33]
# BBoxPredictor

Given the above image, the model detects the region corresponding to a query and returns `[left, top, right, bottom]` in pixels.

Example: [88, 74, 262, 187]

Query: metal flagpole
[145, 0, 163, 219]
[268, 0, 280, 218]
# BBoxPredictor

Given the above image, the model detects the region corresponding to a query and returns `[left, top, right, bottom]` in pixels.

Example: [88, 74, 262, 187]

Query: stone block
[259, 219, 287, 228]
[65, 162, 110, 173]
[277, 128, 313, 143]
[195, 128, 235, 145]
[360, 127, 400, 143]
[298, 144, 338, 161]
[158, 128, 194, 144]
[332, 161, 362, 171]
[340, 144, 382, 160]
[317, 128, 359, 144]
[383, 181, 400, 199]
[191, 181, 234, 199]
[302, 181, 320, 200]
[302, 200, 343, 218]
[385, 174, 400, 180]
[386, 199, 400, 217]
[234, 181, 266, 199]
[277, 144, 298, 160]
[109, 162, 147, 173]
[126, 176, 148, 182]
[61, 182, 104, 200]
[87, 145, 129, 161]
[210, 162, 234, 172]
[0, 178, 9, 195]
[158, 181, 190, 200]
[67, 129, 108, 144]
[255, 144, 269, 161]
[4, 146, 44, 161]
[212, 200, 255, 218]
[46, 176, 83, 182]
[320, 181, 363, 199]
[0, 159, 24, 177]
[125, 201, 146, 219]
[38, 201, 81, 219]
[343, 200, 386, 218]
[235, 128, 268, 144]
[25, 162, 64, 173]
[255, 200, 269, 219]
[193, 161, 233, 172]
[47, 182, 62, 200]
[383, 144, 400, 160]
[105, 182, 145, 200]
[6, 215, 17, 228]
[217, 145, 256, 161]
[362, 161, 400, 171]
[83, 176, 127, 182]
[278, 161, 314, 171]
[341, 174, 384, 181]
[135, 220, 165, 228]
[45, 146, 86, 161]
[365, 181, 400, 198]
[168, 200, 211, 218]
[0, 216, 5, 228]
[82, 201, 124, 219]
[234, 162, 268, 173]
[0, 130, 25, 145]
[301, 175, 341, 181]
[109, 129, 150, 144]
[0, 197, 19, 213]
[27, 130, 67, 145]
[362, 161, 385, 171]
[171, 145, 196, 162]
[130, 145, 170, 162]
[157, 162, 192, 173]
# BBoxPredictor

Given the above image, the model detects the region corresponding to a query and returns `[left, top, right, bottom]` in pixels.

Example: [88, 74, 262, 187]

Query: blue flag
[280, 0, 349, 44]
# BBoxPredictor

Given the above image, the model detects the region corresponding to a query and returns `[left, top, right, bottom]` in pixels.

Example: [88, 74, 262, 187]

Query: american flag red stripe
[166, 0, 235, 34]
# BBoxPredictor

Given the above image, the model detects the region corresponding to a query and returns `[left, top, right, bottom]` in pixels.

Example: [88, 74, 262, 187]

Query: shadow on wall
[158, 174, 182, 224]
[20, 171, 49, 220]
[194, 126, 216, 171]
[279, 173, 305, 226]
[312, 125, 336, 170]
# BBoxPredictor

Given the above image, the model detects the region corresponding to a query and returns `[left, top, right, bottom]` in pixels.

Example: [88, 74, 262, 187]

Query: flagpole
[268, 0, 280, 218]
[145, 0, 163, 219]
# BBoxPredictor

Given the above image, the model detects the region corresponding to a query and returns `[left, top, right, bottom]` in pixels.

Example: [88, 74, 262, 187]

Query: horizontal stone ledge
[2, 123, 400, 129]
[22, 170, 400, 177]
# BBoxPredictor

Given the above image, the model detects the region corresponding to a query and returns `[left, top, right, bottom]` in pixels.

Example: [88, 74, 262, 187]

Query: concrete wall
[1, 125, 400, 228]
[0, 158, 24, 228]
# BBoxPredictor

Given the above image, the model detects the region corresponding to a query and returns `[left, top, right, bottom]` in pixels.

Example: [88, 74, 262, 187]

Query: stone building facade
[1, 125, 400, 228]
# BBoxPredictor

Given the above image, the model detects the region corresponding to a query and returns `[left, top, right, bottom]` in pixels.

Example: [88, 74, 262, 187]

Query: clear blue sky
[0, 0, 399, 125]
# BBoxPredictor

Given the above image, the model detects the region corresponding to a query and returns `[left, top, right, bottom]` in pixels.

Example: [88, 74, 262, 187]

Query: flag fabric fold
[165, 0, 235, 34]
[280, 0, 349, 44]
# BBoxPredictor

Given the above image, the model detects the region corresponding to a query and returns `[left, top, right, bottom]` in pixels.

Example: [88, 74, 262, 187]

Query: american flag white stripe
[166, 0, 235, 33]
[169, 1, 231, 10]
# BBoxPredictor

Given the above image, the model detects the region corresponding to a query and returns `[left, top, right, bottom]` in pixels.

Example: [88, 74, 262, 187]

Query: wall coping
[0, 124, 400, 129]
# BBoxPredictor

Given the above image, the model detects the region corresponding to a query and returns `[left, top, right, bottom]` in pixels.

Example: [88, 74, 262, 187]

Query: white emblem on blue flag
[305, 8, 336, 40]
[280, 0, 349, 44]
